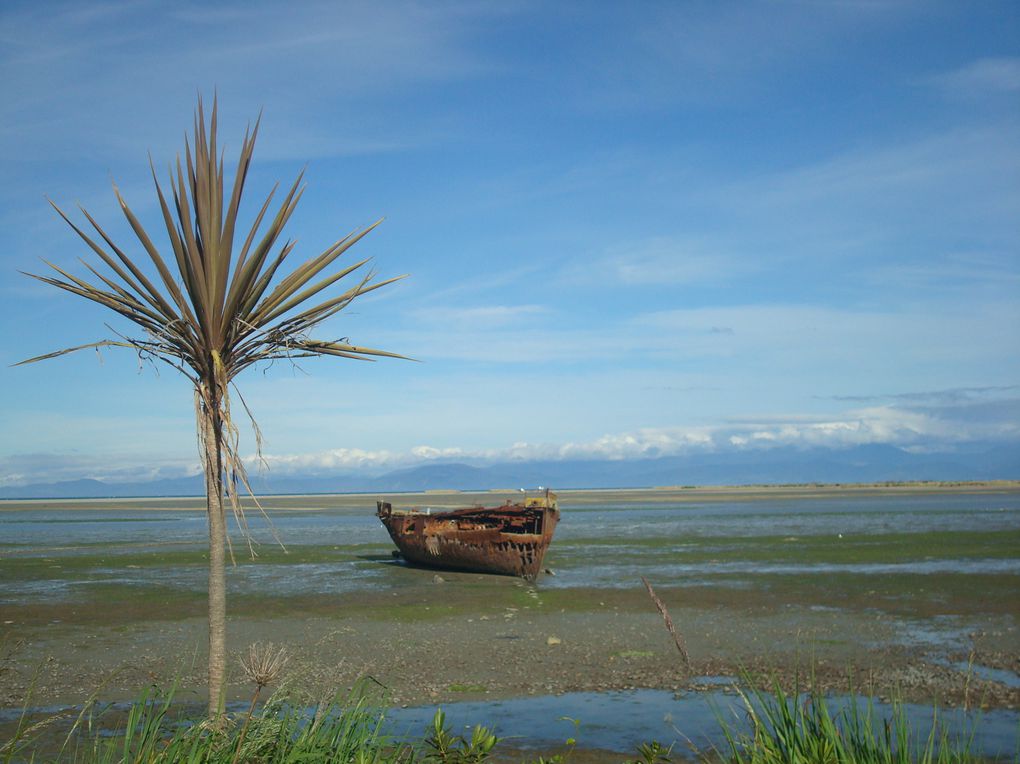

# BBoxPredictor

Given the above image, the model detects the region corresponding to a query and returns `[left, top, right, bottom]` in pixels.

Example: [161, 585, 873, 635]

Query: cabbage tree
[18, 98, 404, 715]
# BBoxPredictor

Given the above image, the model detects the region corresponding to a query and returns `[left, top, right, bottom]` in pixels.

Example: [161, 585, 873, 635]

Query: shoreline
[1, 479, 1018, 510]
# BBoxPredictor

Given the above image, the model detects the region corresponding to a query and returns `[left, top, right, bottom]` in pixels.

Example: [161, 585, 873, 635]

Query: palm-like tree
[18, 99, 405, 715]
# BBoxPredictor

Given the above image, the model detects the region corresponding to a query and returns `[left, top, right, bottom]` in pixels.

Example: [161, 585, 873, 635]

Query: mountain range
[1, 443, 1017, 499]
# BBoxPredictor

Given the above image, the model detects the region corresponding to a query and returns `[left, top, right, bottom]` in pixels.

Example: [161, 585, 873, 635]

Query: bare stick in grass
[642, 576, 691, 672]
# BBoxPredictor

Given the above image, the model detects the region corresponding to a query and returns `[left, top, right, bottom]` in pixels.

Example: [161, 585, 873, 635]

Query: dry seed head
[240, 642, 289, 688]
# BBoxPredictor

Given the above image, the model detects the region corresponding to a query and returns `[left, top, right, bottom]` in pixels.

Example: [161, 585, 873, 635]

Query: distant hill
[2, 442, 1017, 499]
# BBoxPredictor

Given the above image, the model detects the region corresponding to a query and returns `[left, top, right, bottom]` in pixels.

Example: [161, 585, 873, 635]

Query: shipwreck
[376, 490, 559, 580]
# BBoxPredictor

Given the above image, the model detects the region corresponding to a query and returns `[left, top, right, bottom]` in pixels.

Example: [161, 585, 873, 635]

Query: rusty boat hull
[376, 492, 559, 580]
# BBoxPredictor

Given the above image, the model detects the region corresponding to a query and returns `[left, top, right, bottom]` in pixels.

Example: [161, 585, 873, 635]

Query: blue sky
[1, 0, 1018, 486]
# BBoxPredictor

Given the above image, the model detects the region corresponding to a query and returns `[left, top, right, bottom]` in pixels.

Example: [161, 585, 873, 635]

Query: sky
[1, 0, 1018, 487]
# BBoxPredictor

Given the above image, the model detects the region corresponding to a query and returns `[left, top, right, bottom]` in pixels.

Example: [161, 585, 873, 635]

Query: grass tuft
[715, 677, 981, 764]
[23, 681, 405, 763]
[2, 674, 993, 763]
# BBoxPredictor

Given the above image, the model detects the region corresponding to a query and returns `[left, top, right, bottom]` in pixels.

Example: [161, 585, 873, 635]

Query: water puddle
[539, 558, 1020, 590]
[685, 675, 738, 687]
[928, 657, 1020, 689]
[385, 689, 1020, 759]
[881, 616, 976, 652]
[3, 688, 1017, 760]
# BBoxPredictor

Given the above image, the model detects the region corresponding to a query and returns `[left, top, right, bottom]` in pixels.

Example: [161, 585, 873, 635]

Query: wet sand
[3, 575, 1018, 713]
[5, 586, 1017, 713]
[1, 483, 1018, 722]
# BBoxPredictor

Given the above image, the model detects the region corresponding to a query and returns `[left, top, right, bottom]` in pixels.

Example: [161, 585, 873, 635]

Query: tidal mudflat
[1, 483, 1018, 752]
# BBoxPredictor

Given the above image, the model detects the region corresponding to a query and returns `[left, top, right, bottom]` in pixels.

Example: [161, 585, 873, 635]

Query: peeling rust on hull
[376, 491, 559, 580]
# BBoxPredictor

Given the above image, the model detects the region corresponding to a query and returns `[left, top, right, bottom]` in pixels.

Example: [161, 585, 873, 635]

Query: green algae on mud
[0, 541, 391, 569]
[4, 527, 1016, 579]
[2, 520, 1017, 624]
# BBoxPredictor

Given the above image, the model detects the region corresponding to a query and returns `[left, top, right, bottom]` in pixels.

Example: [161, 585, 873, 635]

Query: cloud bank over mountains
[3, 390, 1016, 489]
[249, 393, 1020, 476]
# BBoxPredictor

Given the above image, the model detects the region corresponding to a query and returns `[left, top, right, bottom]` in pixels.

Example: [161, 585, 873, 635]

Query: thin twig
[642, 576, 691, 671]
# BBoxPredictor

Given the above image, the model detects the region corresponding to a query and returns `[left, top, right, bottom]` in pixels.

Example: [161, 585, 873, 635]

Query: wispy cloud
[932, 57, 1020, 95]
[411, 304, 550, 329]
[376, 298, 1020, 372]
[562, 236, 747, 287]
[0, 0, 510, 161]
[454, 119, 1018, 305]
[827, 385, 1020, 405]
[630, 301, 1020, 368]
[563, 0, 912, 111]
[715, 125, 1020, 248]
[0, 451, 199, 488]
[863, 252, 1020, 296]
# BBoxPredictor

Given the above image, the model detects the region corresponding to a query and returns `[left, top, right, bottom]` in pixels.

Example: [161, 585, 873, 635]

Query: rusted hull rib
[376, 493, 559, 580]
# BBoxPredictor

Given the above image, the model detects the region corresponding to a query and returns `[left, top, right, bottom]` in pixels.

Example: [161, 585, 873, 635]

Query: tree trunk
[201, 397, 228, 718]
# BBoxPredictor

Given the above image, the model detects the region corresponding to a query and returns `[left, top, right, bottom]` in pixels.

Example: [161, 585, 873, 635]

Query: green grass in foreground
[716, 680, 984, 764]
[1, 683, 496, 764]
[1, 676, 991, 764]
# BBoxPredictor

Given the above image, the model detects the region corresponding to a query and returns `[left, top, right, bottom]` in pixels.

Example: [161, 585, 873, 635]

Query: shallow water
[2, 491, 1018, 603]
[555, 494, 1020, 538]
[3, 688, 1015, 760]
[3, 491, 1019, 547]
[385, 688, 1020, 760]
